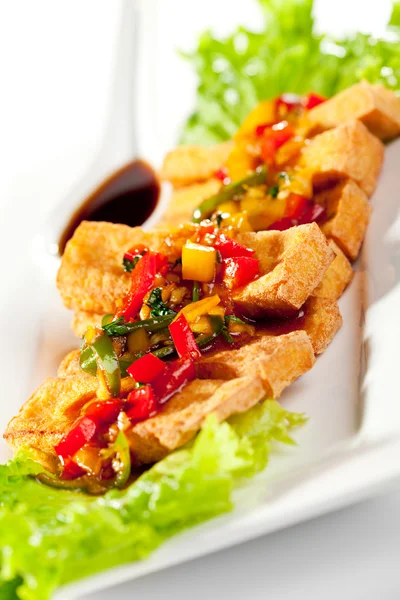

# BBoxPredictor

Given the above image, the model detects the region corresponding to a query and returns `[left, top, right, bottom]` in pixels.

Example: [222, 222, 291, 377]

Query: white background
[1, 1, 400, 599]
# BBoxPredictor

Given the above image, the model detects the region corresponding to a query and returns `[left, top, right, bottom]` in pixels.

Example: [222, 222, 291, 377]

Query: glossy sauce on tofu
[59, 160, 159, 254]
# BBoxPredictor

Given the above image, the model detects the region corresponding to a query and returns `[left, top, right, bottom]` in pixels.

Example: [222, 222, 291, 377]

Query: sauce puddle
[59, 160, 160, 254]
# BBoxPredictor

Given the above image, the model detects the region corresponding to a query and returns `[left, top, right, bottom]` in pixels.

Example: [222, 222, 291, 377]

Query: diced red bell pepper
[127, 352, 166, 383]
[285, 194, 309, 220]
[304, 92, 327, 110]
[260, 121, 294, 164]
[152, 355, 196, 404]
[126, 385, 159, 423]
[59, 457, 86, 480]
[117, 252, 157, 320]
[85, 399, 123, 426]
[267, 216, 296, 231]
[213, 233, 255, 259]
[55, 416, 97, 460]
[124, 244, 147, 262]
[268, 202, 326, 231]
[275, 93, 302, 113]
[169, 314, 201, 361]
[55, 399, 123, 460]
[222, 257, 260, 290]
[255, 122, 274, 137]
[214, 167, 230, 184]
[298, 203, 326, 224]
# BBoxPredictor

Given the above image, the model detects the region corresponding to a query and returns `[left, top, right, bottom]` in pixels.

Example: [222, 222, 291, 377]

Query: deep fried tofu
[300, 120, 384, 196]
[58, 349, 81, 378]
[57, 221, 189, 315]
[196, 331, 314, 397]
[4, 374, 264, 468]
[159, 179, 221, 227]
[127, 376, 265, 464]
[233, 223, 334, 317]
[313, 240, 353, 300]
[315, 180, 372, 260]
[305, 81, 400, 141]
[302, 296, 342, 355]
[71, 311, 103, 337]
[160, 141, 233, 187]
[59, 222, 332, 321]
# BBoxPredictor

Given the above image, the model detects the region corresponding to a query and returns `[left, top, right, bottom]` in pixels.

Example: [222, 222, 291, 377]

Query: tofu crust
[196, 331, 315, 398]
[233, 223, 334, 317]
[302, 296, 343, 355]
[160, 141, 234, 187]
[313, 240, 353, 301]
[127, 376, 265, 464]
[300, 120, 384, 196]
[316, 180, 372, 260]
[57, 221, 188, 315]
[159, 179, 221, 227]
[305, 81, 400, 141]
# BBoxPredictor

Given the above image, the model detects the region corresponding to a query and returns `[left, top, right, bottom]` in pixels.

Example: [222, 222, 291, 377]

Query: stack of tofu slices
[5, 82, 400, 469]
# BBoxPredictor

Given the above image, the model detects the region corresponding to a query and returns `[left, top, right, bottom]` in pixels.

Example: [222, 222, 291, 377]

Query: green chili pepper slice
[102, 314, 115, 327]
[103, 314, 175, 337]
[100, 431, 131, 488]
[152, 346, 176, 360]
[192, 165, 267, 223]
[192, 281, 201, 302]
[90, 332, 121, 397]
[79, 345, 97, 376]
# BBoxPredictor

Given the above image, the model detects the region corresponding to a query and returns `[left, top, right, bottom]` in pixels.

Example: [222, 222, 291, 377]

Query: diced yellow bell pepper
[127, 328, 150, 354]
[217, 200, 239, 216]
[222, 211, 254, 232]
[208, 306, 226, 318]
[240, 191, 286, 231]
[179, 294, 221, 323]
[182, 242, 216, 283]
[234, 101, 276, 140]
[225, 143, 255, 181]
[289, 167, 313, 198]
[191, 316, 213, 335]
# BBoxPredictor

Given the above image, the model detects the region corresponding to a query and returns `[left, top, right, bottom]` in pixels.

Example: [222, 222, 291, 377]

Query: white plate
[1, 1, 400, 598]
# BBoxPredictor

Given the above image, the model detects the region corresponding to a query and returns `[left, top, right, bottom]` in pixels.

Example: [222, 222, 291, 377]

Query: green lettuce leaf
[0, 400, 306, 600]
[180, 0, 400, 144]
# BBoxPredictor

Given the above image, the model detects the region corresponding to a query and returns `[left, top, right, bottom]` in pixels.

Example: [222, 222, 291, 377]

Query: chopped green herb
[269, 185, 279, 198]
[147, 288, 176, 317]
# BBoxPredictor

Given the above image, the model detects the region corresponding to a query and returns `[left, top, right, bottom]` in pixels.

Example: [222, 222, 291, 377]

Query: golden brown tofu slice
[305, 81, 400, 141]
[127, 376, 265, 464]
[58, 349, 81, 378]
[72, 311, 103, 337]
[59, 222, 332, 322]
[57, 221, 188, 315]
[315, 180, 372, 261]
[3, 376, 138, 462]
[313, 240, 353, 300]
[196, 331, 314, 398]
[160, 179, 221, 227]
[302, 296, 342, 355]
[300, 120, 384, 196]
[233, 223, 334, 317]
[160, 141, 233, 187]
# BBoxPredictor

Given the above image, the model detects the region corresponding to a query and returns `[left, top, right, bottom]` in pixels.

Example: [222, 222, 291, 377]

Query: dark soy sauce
[59, 160, 160, 254]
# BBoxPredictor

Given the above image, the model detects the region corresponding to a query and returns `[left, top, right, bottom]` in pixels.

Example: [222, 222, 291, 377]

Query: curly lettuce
[0, 400, 306, 600]
[181, 0, 400, 144]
